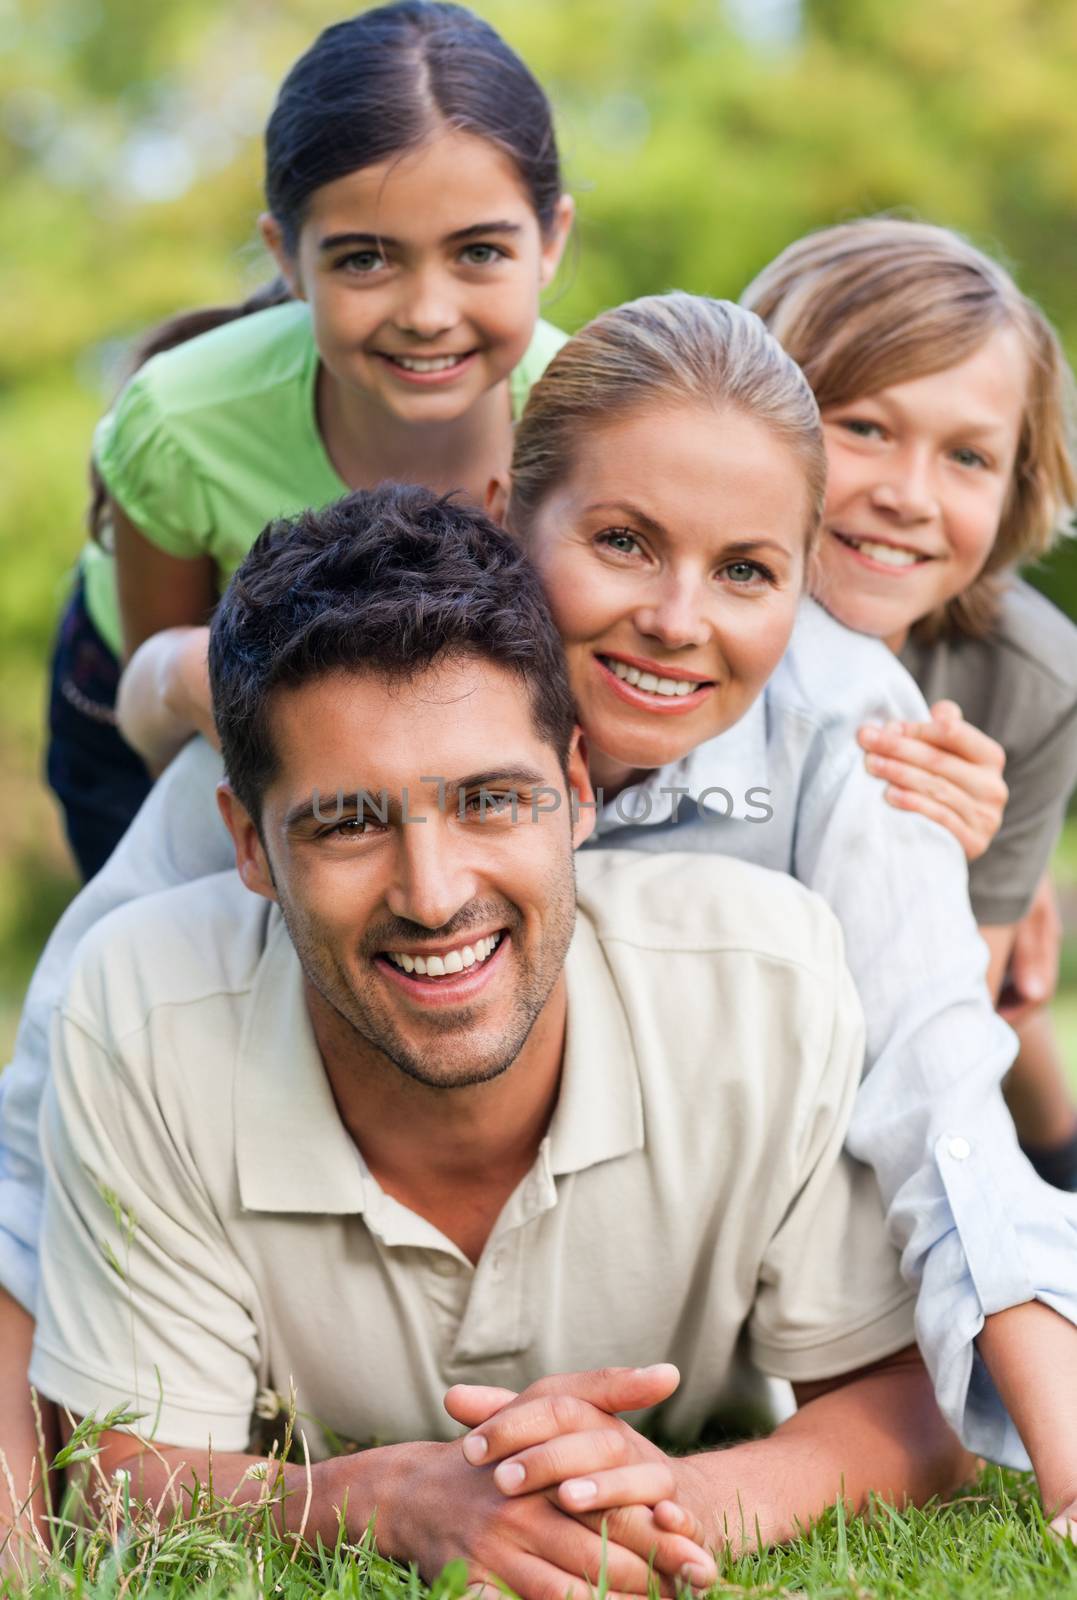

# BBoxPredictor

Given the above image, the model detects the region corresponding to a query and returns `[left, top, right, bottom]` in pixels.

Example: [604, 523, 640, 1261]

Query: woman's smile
[593, 649, 716, 714]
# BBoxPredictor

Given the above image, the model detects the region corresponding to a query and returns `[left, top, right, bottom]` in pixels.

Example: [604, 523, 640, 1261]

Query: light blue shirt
[2, 598, 1075, 1464]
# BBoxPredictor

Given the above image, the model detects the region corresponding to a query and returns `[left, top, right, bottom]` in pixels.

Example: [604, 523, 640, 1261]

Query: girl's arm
[116, 626, 217, 773]
[112, 498, 216, 659]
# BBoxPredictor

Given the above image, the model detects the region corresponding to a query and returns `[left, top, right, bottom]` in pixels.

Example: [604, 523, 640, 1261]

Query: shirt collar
[235, 910, 367, 1215]
[234, 903, 644, 1213]
[592, 693, 770, 833]
[547, 910, 645, 1174]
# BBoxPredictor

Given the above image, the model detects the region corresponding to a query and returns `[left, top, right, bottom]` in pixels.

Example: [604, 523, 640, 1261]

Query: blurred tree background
[1, 0, 1076, 1053]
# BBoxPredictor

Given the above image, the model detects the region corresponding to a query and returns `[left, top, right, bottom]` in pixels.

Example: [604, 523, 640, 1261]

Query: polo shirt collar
[235, 905, 644, 1213]
[547, 910, 645, 1174]
[592, 694, 770, 833]
[235, 910, 366, 1214]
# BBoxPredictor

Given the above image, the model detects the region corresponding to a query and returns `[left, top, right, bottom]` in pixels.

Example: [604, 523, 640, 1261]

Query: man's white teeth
[603, 657, 700, 697]
[389, 354, 466, 372]
[387, 933, 502, 977]
[840, 534, 921, 568]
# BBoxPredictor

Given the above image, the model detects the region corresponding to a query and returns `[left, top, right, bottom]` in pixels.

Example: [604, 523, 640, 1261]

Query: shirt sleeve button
[947, 1136, 972, 1161]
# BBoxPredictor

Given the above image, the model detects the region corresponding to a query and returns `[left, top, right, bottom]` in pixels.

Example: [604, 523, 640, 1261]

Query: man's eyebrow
[449, 766, 549, 794]
[318, 221, 522, 254]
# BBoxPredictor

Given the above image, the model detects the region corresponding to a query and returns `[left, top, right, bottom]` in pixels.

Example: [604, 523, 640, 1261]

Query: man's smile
[374, 931, 511, 1005]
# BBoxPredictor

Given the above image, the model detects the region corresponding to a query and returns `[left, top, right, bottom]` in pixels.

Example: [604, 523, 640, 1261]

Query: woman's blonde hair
[507, 292, 826, 552]
[742, 217, 1077, 638]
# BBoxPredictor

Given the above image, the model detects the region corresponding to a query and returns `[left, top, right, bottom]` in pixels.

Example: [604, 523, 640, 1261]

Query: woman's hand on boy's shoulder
[857, 699, 1008, 862]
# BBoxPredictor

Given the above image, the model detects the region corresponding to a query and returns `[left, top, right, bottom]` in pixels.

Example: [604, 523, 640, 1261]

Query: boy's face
[814, 325, 1028, 651]
[220, 657, 592, 1090]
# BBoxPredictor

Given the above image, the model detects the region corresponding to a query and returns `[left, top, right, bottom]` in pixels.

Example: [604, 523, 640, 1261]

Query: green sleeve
[93, 371, 214, 561]
[510, 318, 569, 419]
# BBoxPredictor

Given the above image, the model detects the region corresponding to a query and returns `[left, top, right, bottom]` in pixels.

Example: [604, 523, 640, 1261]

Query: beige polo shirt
[32, 852, 914, 1455]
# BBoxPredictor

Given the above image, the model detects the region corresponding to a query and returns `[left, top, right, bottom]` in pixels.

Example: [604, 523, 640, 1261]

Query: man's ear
[539, 193, 575, 291]
[486, 476, 510, 526]
[258, 212, 304, 301]
[217, 783, 278, 902]
[566, 726, 597, 849]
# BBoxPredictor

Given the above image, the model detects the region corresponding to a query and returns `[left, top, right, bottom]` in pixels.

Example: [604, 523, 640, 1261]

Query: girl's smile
[520, 400, 811, 795]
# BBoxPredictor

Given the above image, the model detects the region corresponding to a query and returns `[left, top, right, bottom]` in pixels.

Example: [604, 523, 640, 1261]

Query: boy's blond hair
[742, 218, 1077, 638]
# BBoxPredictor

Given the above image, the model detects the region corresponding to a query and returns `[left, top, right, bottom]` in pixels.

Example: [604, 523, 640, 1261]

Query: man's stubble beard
[277, 860, 578, 1090]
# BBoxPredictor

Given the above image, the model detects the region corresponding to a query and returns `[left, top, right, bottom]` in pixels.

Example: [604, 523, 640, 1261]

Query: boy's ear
[566, 726, 597, 850]
[217, 783, 278, 903]
[539, 193, 575, 290]
[258, 213, 304, 301]
[486, 476, 510, 526]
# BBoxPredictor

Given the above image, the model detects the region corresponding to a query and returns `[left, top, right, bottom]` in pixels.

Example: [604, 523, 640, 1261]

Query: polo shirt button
[432, 1255, 461, 1277]
[947, 1136, 971, 1161]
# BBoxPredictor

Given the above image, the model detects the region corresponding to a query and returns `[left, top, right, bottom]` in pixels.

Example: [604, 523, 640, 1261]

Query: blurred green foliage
[1, 0, 1076, 1016]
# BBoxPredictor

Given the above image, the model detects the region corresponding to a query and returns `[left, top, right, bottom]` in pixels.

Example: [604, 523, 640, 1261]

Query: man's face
[221, 658, 591, 1089]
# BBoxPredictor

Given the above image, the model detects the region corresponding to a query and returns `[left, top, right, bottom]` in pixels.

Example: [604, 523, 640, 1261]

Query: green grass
[4, 1464, 1076, 1600]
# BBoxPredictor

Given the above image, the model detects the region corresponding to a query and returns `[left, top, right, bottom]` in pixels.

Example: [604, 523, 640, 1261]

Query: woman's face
[815, 326, 1028, 651]
[520, 401, 810, 789]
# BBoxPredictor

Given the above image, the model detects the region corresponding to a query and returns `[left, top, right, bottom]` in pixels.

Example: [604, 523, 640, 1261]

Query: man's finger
[1049, 1507, 1075, 1542]
[493, 1427, 631, 1495]
[462, 1367, 679, 1467]
[445, 1385, 519, 1427]
[515, 1365, 680, 1414]
[557, 1462, 676, 1512]
[572, 1504, 717, 1588]
[465, 1396, 616, 1467]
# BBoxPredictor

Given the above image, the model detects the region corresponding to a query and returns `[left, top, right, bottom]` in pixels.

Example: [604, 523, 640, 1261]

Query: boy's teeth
[842, 535, 920, 568]
[386, 933, 501, 978]
[604, 657, 700, 697]
[390, 353, 465, 372]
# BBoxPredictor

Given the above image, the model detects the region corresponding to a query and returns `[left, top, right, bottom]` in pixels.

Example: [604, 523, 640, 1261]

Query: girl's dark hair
[265, 1, 563, 250]
[88, 277, 292, 547]
[209, 484, 576, 822]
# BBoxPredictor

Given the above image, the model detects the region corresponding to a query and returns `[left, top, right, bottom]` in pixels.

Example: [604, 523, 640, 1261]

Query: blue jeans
[46, 578, 152, 881]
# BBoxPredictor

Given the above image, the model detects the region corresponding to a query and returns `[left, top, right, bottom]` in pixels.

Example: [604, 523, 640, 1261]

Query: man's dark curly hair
[208, 484, 577, 822]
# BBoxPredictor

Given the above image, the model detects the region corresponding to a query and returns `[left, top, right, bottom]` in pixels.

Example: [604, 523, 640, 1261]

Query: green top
[87, 302, 568, 656]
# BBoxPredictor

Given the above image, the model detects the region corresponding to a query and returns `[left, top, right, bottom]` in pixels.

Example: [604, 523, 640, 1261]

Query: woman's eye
[723, 560, 772, 586]
[460, 243, 504, 266]
[339, 250, 385, 275]
[597, 529, 642, 557]
[952, 446, 989, 469]
[840, 418, 884, 440]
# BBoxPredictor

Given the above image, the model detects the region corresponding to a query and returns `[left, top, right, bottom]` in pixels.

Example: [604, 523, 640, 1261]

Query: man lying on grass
[31, 488, 969, 1596]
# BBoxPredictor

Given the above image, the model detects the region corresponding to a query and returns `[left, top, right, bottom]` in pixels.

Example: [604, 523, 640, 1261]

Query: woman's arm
[112, 499, 217, 660]
[116, 626, 217, 772]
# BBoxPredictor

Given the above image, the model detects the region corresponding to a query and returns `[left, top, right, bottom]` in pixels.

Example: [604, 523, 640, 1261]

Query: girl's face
[520, 401, 810, 790]
[816, 325, 1029, 650]
[263, 130, 572, 427]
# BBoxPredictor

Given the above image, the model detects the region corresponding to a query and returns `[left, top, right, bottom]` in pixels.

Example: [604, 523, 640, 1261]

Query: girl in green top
[48, 0, 572, 880]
